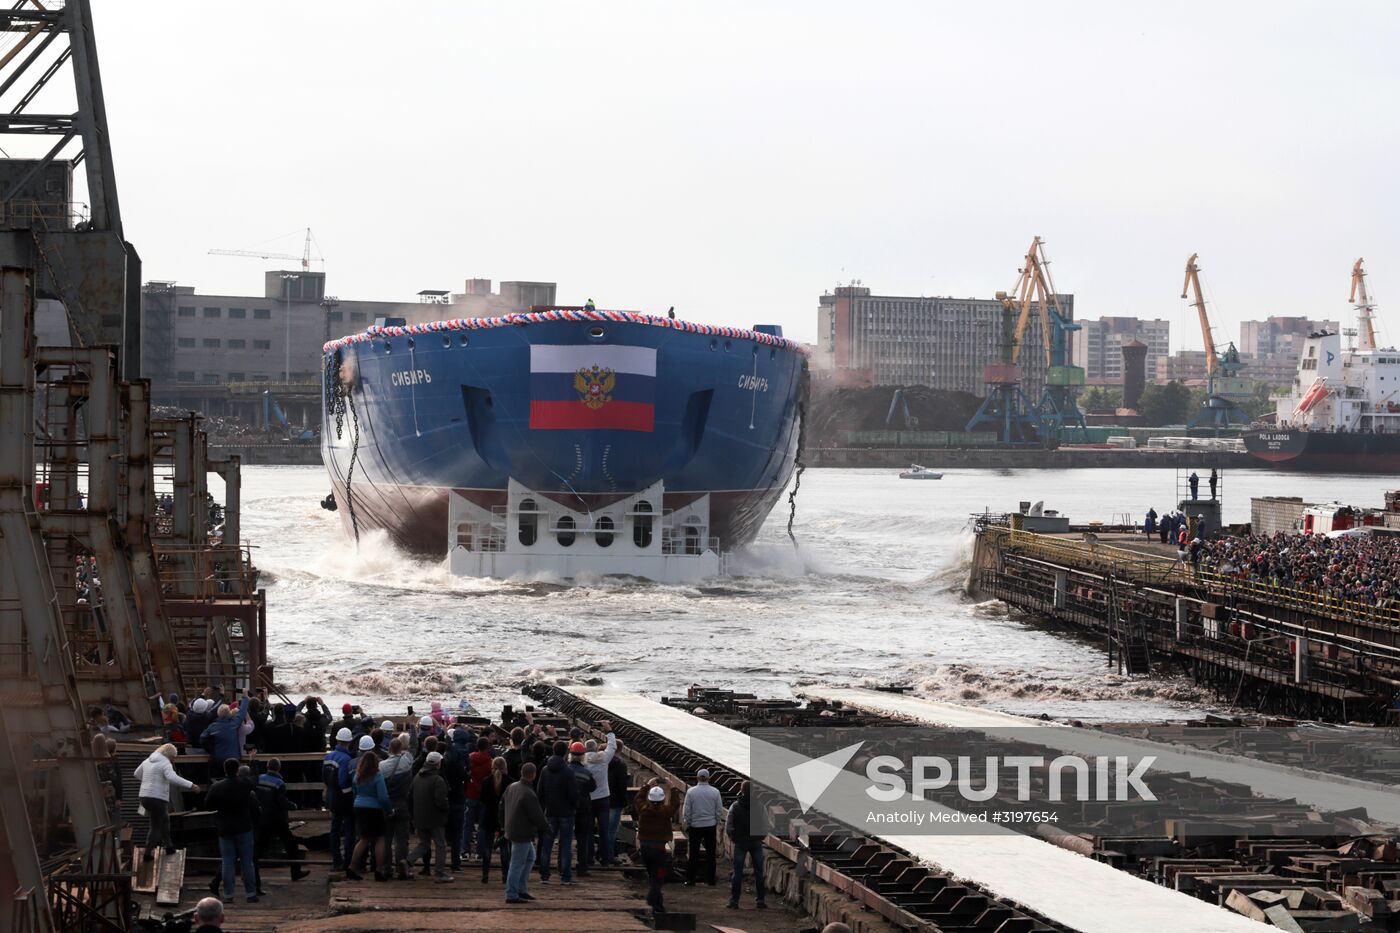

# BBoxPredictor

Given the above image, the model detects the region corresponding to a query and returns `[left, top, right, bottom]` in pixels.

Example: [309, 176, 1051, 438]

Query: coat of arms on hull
[574, 365, 617, 410]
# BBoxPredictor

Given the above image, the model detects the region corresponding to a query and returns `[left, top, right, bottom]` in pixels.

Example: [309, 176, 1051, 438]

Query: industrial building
[816, 284, 1067, 397]
[1071, 315, 1170, 383]
[1239, 315, 1338, 358]
[139, 274, 556, 418]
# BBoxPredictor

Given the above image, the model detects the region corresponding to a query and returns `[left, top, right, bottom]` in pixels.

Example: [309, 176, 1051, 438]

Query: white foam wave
[906, 661, 1211, 708]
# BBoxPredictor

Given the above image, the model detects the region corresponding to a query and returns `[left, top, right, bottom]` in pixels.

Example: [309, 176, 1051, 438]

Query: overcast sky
[78, 1, 1400, 349]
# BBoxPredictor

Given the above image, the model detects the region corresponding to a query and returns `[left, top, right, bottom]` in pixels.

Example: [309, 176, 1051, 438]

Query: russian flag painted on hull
[528, 344, 656, 432]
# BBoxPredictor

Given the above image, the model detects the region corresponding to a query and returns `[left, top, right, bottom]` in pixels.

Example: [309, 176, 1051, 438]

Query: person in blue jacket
[347, 752, 392, 881]
[323, 728, 356, 870]
[202, 696, 250, 780]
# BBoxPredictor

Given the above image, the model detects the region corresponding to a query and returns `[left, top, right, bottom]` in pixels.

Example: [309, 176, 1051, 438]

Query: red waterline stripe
[528, 400, 655, 432]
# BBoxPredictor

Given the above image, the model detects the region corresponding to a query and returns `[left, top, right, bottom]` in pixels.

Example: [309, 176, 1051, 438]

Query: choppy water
[229, 465, 1388, 722]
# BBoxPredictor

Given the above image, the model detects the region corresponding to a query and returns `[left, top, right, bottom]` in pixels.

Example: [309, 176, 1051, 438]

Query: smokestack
[1121, 339, 1147, 410]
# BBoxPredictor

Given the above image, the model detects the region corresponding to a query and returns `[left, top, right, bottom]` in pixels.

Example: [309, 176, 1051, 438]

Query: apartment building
[1071, 316, 1170, 382]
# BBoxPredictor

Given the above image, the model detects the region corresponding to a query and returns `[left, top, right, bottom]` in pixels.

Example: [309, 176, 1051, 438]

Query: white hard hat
[358, 735, 375, 751]
[336, 727, 353, 743]
[419, 716, 433, 727]
[648, 786, 666, 802]
[380, 720, 394, 731]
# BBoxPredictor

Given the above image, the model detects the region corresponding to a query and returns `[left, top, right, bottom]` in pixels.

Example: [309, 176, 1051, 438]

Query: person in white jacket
[134, 744, 201, 855]
[582, 724, 617, 865]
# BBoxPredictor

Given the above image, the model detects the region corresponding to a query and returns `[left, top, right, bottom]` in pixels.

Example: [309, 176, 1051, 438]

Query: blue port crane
[1023, 239, 1087, 442]
[1181, 253, 1248, 430]
[885, 388, 916, 429]
[966, 237, 1086, 444]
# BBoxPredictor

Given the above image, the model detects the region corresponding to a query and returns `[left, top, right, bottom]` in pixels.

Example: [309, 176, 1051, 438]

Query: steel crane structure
[1018, 237, 1086, 440]
[965, 237, 1085, 444]
[210, 226, 319, 271]
[965, 293, 1043, 445]
[1351, 258, 1378, 351]
[1181, 252, 1248, 429]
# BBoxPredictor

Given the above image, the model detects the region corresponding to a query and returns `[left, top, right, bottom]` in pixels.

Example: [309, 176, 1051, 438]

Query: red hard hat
[569, 741, 586, 754]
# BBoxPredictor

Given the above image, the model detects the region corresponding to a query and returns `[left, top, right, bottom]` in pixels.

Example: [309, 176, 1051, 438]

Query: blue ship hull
[321, 314, 807, 557]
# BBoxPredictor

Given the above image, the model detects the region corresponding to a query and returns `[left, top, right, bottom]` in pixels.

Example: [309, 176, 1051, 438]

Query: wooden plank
[155, 849, 187, 906]
[1262, 907, 1305, 933]
[132, 848, 159, 894]
[1225, 890, 1266, 921]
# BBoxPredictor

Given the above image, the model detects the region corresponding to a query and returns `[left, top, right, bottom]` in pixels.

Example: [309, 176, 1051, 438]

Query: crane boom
[208, 227, 318, 271]
[1181, 253, 1217, 377]
[1008, 237, 1070, 367]
[209, 248, 300, 261]
[1351, 257, 1377, 350]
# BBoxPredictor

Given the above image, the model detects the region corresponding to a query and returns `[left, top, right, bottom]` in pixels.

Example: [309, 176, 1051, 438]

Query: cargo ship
[1243, 268, 1400, 472]
[320, 308, 808, 580]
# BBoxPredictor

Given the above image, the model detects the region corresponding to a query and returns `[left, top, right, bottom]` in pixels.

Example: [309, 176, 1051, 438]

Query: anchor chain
[786, 360, 810, 547]
[345, 389, 362, 546]
[325, 350, 361, 544]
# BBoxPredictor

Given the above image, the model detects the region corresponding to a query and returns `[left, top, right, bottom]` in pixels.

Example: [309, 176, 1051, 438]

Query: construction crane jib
[1351, 258, 1377, 351]
[209, 227, 318, 272]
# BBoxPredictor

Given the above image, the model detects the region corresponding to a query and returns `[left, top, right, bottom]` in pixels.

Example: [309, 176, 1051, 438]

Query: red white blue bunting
[321, 308, 805, 355]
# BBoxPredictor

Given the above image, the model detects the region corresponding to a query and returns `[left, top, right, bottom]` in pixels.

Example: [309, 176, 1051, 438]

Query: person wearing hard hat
[584, 298, 596, 311]
[323, 727, 356, 871]
[347, 743, 393, 881]
[412, 716, 436, 756]
[410, 750, 452, 882]
[566, 741, 597, 876]
[634, 778, 682, 912]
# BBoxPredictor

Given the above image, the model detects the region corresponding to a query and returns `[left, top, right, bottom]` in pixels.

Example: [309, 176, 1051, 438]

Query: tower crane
[1350, 258, 1377, 351]
[209, 227, 319, 272]
[1181, 253, 1248, 430]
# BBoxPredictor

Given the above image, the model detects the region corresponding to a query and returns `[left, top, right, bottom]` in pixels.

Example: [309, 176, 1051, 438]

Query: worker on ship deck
[585, 298, 596, 311]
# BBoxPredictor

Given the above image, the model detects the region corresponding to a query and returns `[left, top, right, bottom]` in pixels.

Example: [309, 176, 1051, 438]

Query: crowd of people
[103, 688, 773, 925]
[1197, 531, 1400, 604]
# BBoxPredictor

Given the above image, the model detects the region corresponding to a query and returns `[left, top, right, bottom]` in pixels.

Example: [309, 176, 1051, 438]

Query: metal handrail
[152, 543, 258, 600]
[993, 525, 1400, 629]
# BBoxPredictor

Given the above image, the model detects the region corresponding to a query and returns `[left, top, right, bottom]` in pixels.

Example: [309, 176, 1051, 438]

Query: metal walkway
[572, 688, 1260, 933]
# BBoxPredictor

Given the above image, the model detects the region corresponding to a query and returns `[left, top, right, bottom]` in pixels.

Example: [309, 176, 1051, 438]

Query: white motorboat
[899, 464, 943, 480]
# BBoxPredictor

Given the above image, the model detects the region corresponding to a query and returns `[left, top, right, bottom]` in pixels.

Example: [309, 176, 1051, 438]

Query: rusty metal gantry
[0, 3, 267, 929]
[3, 290, 270, 930]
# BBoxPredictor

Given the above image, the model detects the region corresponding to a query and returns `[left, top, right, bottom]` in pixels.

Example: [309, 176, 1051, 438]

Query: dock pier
[969, 520, 1400, 722]
[528, 684, 1400, 932]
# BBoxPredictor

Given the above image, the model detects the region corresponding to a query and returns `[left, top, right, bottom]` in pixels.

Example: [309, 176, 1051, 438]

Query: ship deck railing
[987, 525, 1400, 633]
[660, 534, 720, 556]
